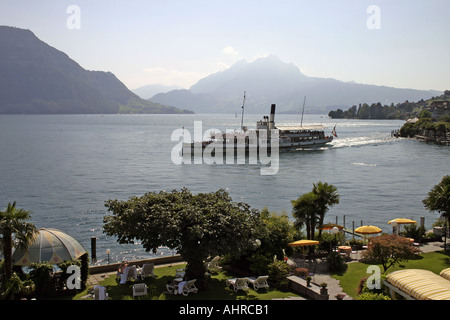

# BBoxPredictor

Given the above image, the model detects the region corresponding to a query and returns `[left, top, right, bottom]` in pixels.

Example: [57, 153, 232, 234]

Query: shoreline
[89, 254, 183, 275]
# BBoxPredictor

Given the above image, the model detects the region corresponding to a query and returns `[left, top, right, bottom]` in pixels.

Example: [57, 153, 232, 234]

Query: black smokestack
[269, 104, 276, 129]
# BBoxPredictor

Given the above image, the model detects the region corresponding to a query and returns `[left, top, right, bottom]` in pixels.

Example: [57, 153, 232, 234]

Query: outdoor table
[338, 246, 352, 254]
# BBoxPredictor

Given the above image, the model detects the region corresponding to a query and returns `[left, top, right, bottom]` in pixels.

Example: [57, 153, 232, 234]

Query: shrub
[248, 253, 272, 275]
[0, 272, 35, 300]
[29, 262, 55, 297]
[319, 232, 342, 253]
[326, 251, 347, 273]
[267, 260, 291, 290]
[348, 239, 364, 250]
[402, 224, 426, 242]
[58, 259, 83, 295]
[357, 274, 387, 295]
[293, 267, 309, 278]
[356, 292, 391, 300]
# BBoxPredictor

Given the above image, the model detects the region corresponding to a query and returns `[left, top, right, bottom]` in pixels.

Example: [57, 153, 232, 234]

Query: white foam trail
[331, 135, 395, 149]
[351, 162, 377, 167]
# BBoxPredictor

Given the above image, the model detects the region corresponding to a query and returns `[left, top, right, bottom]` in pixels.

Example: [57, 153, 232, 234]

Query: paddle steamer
[183, 104, 335, 152]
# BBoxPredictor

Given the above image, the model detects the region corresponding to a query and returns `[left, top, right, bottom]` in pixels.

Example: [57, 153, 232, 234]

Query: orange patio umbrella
[317, 223, 344, 230]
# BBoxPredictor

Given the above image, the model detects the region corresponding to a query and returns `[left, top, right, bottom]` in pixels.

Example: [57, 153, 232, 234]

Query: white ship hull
[182, 103, 335, 152]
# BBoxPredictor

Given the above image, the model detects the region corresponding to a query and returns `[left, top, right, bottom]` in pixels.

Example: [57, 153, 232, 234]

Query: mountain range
[150, 55, 441, 114]
[0, 26, 192, 114]
[132, 84, 183, 100]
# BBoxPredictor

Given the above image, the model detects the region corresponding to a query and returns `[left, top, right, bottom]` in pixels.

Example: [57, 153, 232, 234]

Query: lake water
[1, 113, 449, 264]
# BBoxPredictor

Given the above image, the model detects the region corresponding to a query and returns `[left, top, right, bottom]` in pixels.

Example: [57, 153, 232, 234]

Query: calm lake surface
[1, 113, 449, 264]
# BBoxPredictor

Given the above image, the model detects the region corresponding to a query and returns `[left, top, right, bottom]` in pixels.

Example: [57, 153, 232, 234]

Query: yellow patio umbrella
[355, 225, 382, 244]
[288, 240, 320, 246]
[388, 218, 417, 225]
[355, 225, 382, 235]
[388, 218, 417, 234]
[288, 240, 320, 261]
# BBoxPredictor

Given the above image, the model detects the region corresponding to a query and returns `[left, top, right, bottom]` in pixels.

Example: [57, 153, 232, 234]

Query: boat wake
[330, 135, 395, 149]
[351, 162, 377, 167]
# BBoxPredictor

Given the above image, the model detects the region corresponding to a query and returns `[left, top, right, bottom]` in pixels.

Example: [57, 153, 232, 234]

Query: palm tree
[0, 202, 37, 279]
[292, 182, 340, 240]
[423, 175, 450, 250]
[312, 182, 340, 239]
[292, 192, 318, 240]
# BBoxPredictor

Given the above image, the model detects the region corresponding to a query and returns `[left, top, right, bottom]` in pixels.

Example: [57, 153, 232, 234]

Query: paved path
[87, 271, 116, 287]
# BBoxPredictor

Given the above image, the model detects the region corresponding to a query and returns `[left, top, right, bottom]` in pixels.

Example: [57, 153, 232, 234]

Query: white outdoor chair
[247, 276, 269, 291]
[141, 263, 155, 278]
[166, 282, 178, 294]
[132, 283, 148, 298]
[207, 256, 223, 273]
[226, 277, 249, 293]
[93, 285, 108, 300]
[120, 265, 138, 284]
[180, 279, 198, 296]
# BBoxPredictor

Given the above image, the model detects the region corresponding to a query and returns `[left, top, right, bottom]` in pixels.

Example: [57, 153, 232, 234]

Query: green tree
[418, 109, 432, 119]
[399, 122, 417, 137]
[423, 175, 450, 245]
[357, 103, 370, 119]
[246, 208, 296, 274]
[257, 208, 296, 259]
[292, 182, 339, 240]
[0, 202, 37, 280]
[436, 123, 447, 139]
[103, 188, 261, 288]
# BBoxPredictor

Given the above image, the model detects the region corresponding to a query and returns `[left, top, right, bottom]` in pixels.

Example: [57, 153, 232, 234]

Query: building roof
[406, 117, 419, 124]
[385, 269, 450, 300]
[275, 125, 326, 131]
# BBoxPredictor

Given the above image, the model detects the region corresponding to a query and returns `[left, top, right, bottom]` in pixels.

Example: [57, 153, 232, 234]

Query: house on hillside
[427, 101, 450, 118]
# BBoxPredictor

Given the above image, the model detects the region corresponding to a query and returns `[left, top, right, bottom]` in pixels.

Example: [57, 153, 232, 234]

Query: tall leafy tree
[423, 175, 450, 246]
[103, 188, 261, 288]
[233, 208, 296, 275]
[0, 202, 37, 280]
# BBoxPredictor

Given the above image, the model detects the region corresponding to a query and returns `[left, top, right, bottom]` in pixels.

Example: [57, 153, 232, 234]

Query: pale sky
[1, 0, 449, 92]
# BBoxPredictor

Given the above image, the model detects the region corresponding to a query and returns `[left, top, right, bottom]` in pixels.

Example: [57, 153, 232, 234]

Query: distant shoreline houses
[428, 100, 450, 119]
[328, 90, 450, 121]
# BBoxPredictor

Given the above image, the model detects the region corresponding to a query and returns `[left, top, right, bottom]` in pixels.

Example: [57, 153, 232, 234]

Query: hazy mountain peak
[151, 54, 440, 114]
[190, 55, 305, 94]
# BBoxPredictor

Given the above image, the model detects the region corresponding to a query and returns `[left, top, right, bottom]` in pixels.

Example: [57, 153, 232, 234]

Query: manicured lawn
[331, 251, 450, 299]
[76, 264, 302, 300]
[75, 250, 450, 300]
